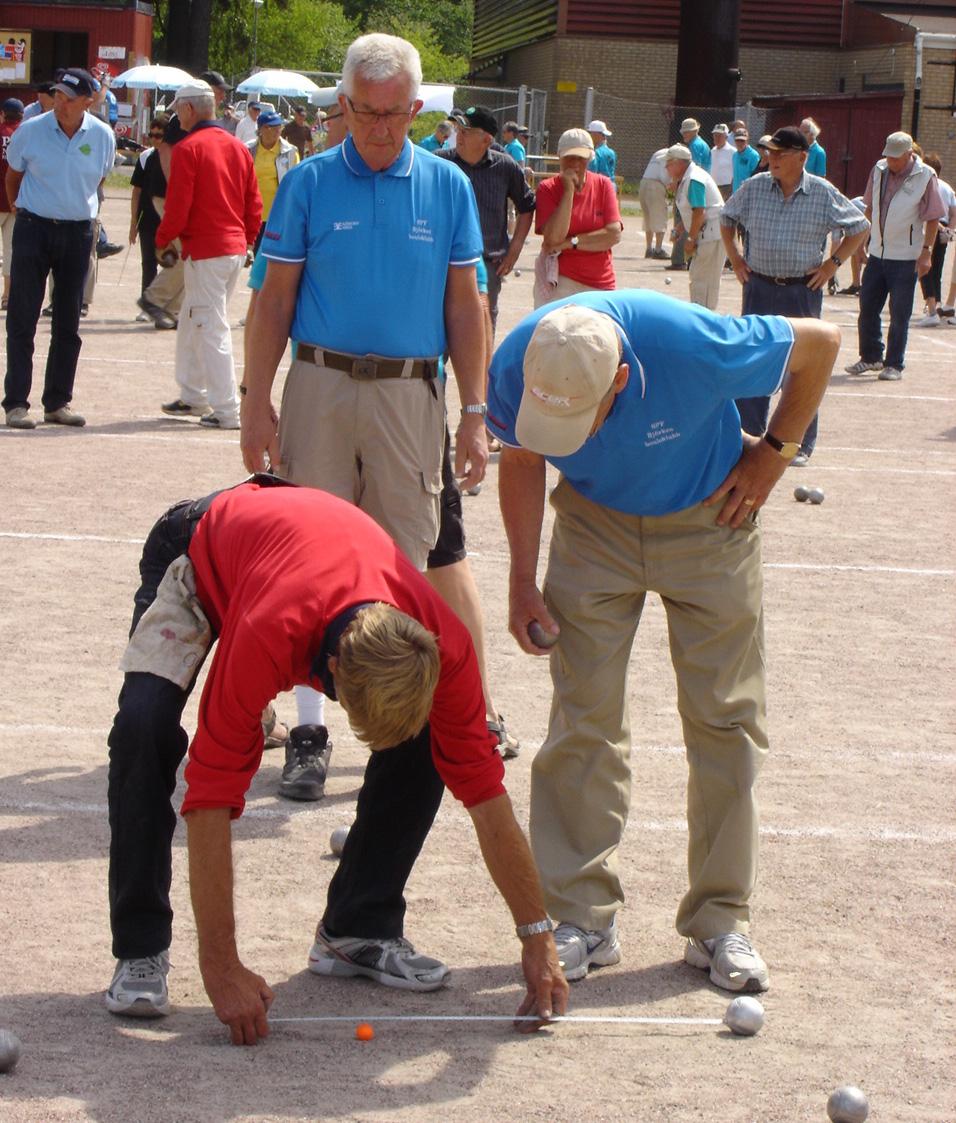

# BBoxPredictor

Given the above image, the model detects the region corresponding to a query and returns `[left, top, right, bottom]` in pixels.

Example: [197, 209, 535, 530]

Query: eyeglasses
[149, 130, 164, 138]
[345, 95, 412, 125]
[324, 111, 343, 123]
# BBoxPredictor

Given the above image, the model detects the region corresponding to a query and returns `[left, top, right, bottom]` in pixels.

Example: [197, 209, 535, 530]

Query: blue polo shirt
[689, 135, 711, 172]
[487, 290, 794, 517]
[504, 138, 526, 166]
[7, 109, 115, 221]
[733, 145, 761, 191]
[588, 144, 617, 180]
[263, 135, 482, 358]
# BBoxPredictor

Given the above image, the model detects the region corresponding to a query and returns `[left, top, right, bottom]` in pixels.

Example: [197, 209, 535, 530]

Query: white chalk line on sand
[827, 390, 955, 402]
[269, 1014, 722, 1027]
[0, 794, 951, 843]
[2, 531, 953, 577]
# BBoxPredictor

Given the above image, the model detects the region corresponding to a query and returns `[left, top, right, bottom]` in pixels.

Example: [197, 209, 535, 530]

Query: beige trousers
[277, 356, 445, 570]
[144, 239, 184, 316]
[530, 480, 768, 940]
[689, 239, 724, 311]
[533, 274, 602, 310]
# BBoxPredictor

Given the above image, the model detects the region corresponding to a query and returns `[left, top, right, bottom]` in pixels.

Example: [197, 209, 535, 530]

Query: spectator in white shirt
[710, 124, 735, 200]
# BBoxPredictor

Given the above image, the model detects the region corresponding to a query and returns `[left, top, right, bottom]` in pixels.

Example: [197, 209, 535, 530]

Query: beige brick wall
[502, 35, 955, 185]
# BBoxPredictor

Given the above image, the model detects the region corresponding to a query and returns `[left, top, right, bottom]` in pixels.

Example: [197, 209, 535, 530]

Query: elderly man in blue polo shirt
[488, 291, 840, 994]
[3, 67, 114, 429]
[240, 33, 488, 989]
[720, 125, 869, 465]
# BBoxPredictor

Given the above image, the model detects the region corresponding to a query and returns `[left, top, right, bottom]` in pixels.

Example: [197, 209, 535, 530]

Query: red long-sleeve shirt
[155, 121, 262, 260]
[180, 483, 505, 818]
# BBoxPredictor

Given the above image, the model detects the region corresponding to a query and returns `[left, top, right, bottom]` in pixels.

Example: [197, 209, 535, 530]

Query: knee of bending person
[110, 673, 188, 751]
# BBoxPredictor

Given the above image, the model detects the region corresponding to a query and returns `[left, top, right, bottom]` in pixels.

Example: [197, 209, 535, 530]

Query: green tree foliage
[344, 0, 473, 61]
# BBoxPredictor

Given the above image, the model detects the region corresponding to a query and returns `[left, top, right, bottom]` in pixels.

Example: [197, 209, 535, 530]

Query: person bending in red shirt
[105, 476, 567, 1044]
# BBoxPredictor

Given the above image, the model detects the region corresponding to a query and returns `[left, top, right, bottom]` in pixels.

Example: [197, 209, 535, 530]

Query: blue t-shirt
[689, 135, 711, 172]
[7, 110, 115, 221]
[588, 144, 617, 180]
[418, 133, 442, 152]
[487, 290, 794, 517]
[806, 142, 826, 177]
[262, 135, 482, 358]
[733, 146, 761, 192]
[504, 138, 526, 166]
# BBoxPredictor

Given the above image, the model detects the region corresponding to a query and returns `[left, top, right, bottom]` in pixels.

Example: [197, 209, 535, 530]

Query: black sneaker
[279, 724, 332, 801]
[161, 398, 209, 417]
[97, 242, 123, 259]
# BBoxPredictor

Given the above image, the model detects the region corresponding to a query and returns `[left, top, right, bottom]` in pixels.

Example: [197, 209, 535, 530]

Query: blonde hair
[335, 603, 440, 750]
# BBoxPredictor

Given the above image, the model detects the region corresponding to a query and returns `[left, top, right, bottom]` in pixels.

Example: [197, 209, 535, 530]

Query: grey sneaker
[684, 932, 769, 993]
[44, 406, 86, 427]
[279, 724, 332, 801]
[105, 951, 171, 1017]
[790, 451, 810, 468]
[878, 366, 903, 381]
[5, 407, 36, 429]
[554, 917, 621, 982]
[844, 359, 883, 375]
[308, 927, 450, 991]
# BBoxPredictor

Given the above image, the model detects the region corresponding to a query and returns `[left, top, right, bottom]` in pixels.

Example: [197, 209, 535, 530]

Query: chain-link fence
[582, 89, 771, 187]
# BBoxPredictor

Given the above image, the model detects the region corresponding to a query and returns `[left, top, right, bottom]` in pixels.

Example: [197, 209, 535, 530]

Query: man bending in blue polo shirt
[487, 291, 840, 994]
[239, 33, 489, 991]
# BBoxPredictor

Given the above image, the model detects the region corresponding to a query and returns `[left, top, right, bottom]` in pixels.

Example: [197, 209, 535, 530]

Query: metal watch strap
[462, 403, 488, 416]
[515, 918, 554, 939]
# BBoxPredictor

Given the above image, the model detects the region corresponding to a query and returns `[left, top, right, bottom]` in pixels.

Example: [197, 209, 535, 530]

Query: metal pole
[584, 86, 594, 127]
[252, 0, 261, 71]
[517, 84, 527, 126]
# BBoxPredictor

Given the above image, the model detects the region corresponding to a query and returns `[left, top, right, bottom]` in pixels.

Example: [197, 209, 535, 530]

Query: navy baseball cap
[257, 110, 283, 129]
[2, 97, 24, 117]
[53, 68, 98, 99]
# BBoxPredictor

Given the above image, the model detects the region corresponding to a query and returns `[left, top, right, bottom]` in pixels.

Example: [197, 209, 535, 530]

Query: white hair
[177, 93, 215, 118]
[342, 33, 422, 99]
[801, 117, 820, 139]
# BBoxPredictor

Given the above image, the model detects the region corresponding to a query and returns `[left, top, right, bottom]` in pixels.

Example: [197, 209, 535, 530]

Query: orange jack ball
[355, 1022, 375, 1042]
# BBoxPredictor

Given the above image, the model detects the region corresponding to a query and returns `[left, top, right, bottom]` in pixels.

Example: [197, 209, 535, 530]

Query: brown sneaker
[44, 406, 86, 427]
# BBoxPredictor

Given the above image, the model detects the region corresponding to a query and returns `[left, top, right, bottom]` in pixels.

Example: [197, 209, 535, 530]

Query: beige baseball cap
[680, 117, 701, 133]
[516, 304, 622, 457]
[557, 127, 595, 159]
[665, 143, 692, 162]
[882, 131, 913, 158]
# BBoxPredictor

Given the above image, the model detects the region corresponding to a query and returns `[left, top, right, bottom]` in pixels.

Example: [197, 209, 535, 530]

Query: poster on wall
[96, 46, 128, 81]
[0, 30, 30, 83]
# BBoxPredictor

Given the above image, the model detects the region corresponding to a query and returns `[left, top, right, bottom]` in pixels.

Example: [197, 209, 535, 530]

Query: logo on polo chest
[409, 218, 433, 243]
[333, 220, 360, 231]
[78, 143, 92, 155]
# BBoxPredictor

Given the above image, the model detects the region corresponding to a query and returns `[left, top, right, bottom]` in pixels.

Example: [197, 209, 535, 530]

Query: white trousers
[689, 239, 724, 312]
[174, 254, 244, 418]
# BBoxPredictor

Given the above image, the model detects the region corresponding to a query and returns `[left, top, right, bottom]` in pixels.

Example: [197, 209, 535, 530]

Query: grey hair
[342, 33, 422, 99]
[435, 121, 453, 138]
[176, 93, 215, 117]
[801, 117, 820, 139]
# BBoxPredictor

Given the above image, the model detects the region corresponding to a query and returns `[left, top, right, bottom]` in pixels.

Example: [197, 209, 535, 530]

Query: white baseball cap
[516, 304, 622, 457]
[712, 123, 730, 135]
[680, 117, 701, 133]
[587, 119, 612, 136]
[882, 131, 913, 158]
[557, 128, 595, 159]
[665, 144, 692, 163]
[173, 79, 214, 103]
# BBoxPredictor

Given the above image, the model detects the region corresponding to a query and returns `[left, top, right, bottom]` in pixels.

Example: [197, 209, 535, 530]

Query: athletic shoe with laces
[844, 359, 883, 375]
[162, 398, 209, 417]
[5, 407, 36, 429]
[553, 917, 621, 982]
[878, 366, 903, 381]
[308, 926, 450, 991]
[105, 951, 171, 1017]
[44, 406, 86, 427]
[684, 932, 769, 993]
[199, 413, 240, 430]
[790, 451, 810, 468]
[279, 724, 332, 801]
[915, 312, 941, 327]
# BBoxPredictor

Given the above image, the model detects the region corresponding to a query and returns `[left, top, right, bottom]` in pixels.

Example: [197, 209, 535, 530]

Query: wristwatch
[829, 254, 843, 267]
[515, 918, 554, 939]
[462, 403, 488, 416]
[570, 236, 579, 249]
[763, 432, 801, 460]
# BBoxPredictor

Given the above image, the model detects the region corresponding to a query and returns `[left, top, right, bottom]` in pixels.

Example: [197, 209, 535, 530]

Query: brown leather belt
[751, 271, 815, 287]
[297, 344, 438, 381]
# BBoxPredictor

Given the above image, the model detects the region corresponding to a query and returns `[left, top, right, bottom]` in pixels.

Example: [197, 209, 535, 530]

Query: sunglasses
[149, 130, 164, 138]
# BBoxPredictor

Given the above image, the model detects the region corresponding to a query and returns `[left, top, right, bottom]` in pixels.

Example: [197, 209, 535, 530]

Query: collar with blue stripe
[340, 133, 414, 178]
[310, 601, 378, 700]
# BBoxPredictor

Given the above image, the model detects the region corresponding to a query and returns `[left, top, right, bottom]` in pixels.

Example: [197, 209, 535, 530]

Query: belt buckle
[773, 276, 787, 286]
[352, 358, 377, 380]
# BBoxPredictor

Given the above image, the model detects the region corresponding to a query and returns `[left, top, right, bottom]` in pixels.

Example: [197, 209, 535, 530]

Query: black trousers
[108, 489, 445, 958]
[138, 216, 160, 296]
[3, 209, 94, 413]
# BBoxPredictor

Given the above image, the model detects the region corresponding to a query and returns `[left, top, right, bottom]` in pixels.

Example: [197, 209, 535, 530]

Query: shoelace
[714, 932, 755, 958]
[125, 953, 169, 979]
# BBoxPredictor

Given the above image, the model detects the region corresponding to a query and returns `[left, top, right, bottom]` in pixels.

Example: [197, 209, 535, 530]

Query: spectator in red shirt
[155, 79, 261, 429]
[533, 128, 622, 309]
[0, 96, 23, 309]
[105, 479, 568, 1044]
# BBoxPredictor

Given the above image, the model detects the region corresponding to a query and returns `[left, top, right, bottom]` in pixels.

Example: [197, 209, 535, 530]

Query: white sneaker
[308, 927, 450, 991]
[878, 366, 903, 381]
[105, 952, 171, 1017]
[685, 933, 769, 993]
[915, 313, 941, 327]
[553, 917, 621, 982]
